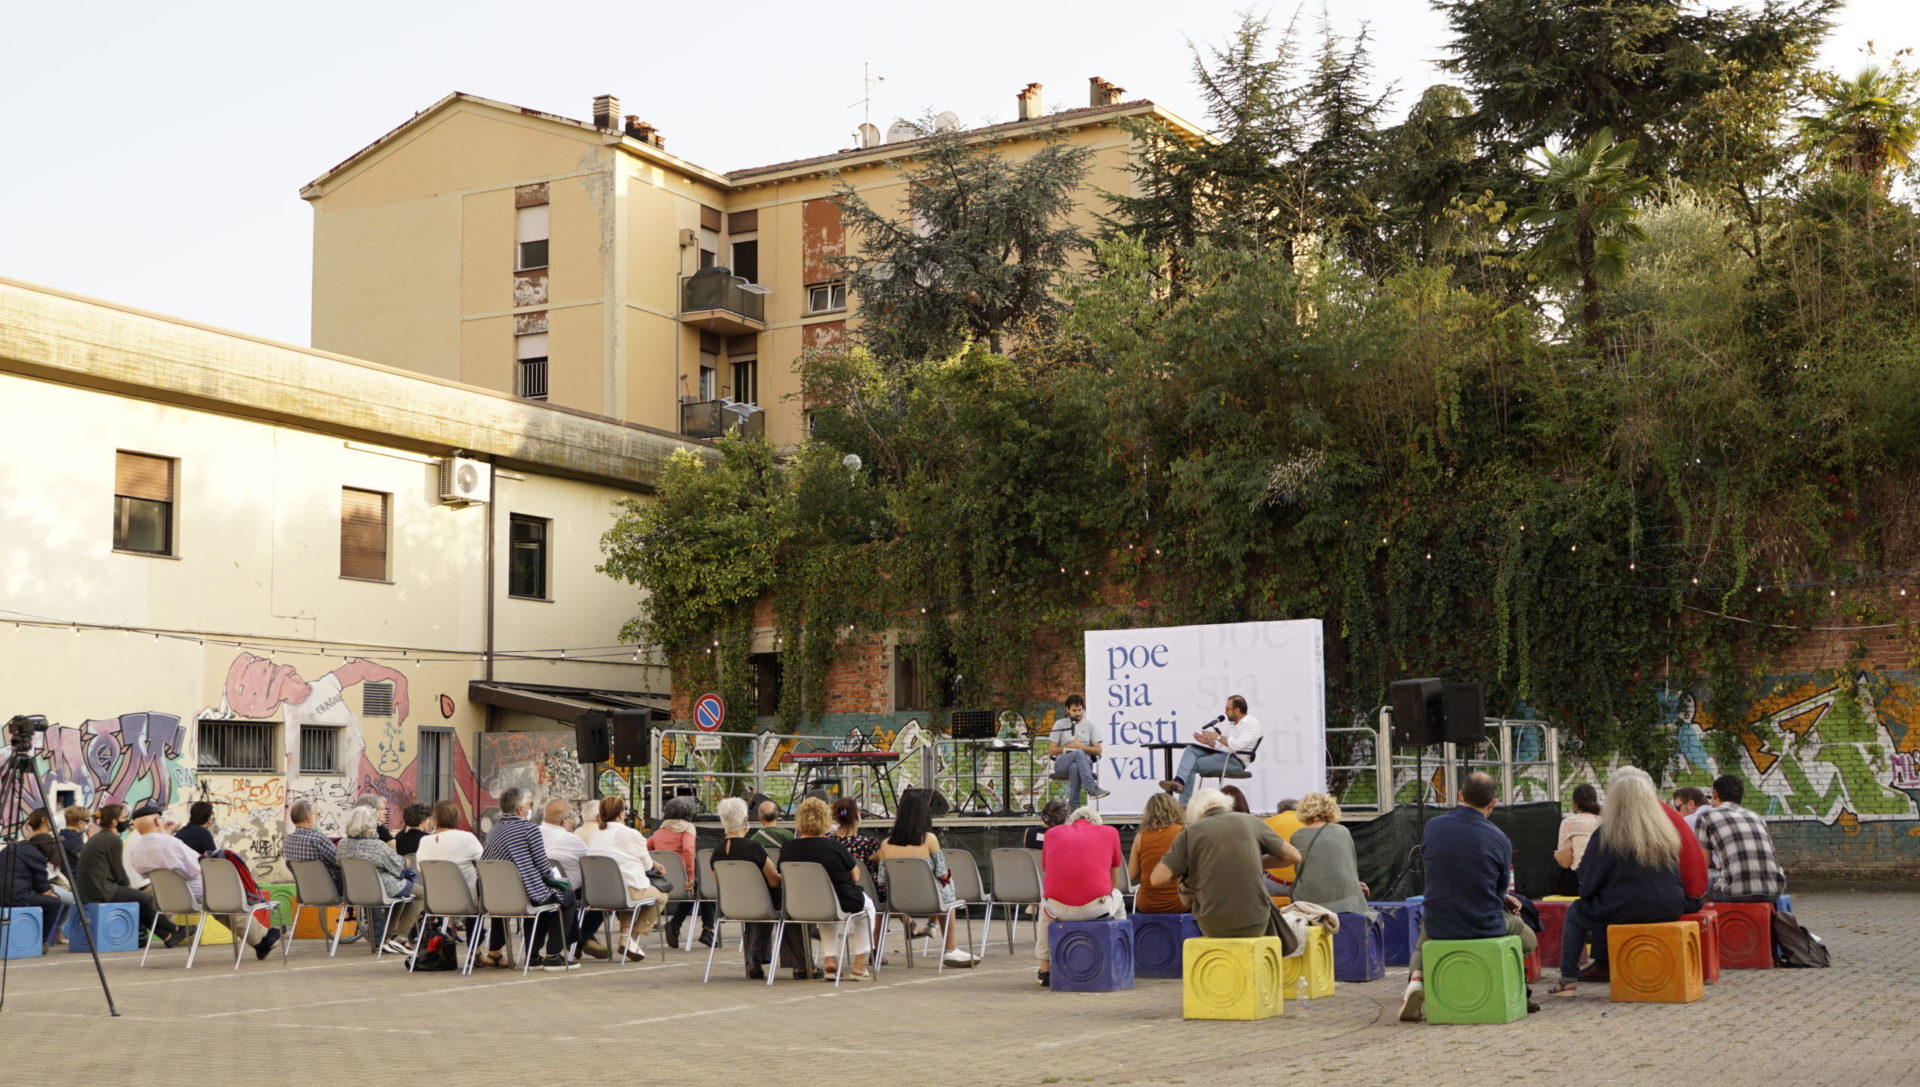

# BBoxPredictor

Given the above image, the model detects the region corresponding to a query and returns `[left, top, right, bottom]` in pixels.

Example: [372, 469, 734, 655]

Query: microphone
[1202, 714, 1226, 730]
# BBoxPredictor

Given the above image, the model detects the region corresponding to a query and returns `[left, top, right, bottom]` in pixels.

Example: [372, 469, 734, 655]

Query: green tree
[832, 121, 1091, 360]
[1514, 129, 1652, 343]
[1797, 63, 1920, 190]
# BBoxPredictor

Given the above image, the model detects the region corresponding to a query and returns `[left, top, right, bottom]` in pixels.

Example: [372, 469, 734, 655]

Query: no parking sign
[694, 693, 725, 750]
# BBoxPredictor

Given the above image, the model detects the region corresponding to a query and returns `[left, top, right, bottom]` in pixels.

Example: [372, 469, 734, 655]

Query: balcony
[680, 267, 767, 335]
[680, 398, 766, 441]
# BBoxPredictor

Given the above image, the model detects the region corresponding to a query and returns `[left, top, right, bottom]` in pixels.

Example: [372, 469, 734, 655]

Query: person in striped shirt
[479, 788, 579, 971]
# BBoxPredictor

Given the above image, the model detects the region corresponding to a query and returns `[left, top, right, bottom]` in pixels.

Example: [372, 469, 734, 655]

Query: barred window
[198, 720, 278, 773]
[299, 726, 343, 775]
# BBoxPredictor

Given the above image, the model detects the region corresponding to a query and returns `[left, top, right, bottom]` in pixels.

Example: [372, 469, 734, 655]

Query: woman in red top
[1660, 797, 1709, 910]
[649, 797, 712, 948]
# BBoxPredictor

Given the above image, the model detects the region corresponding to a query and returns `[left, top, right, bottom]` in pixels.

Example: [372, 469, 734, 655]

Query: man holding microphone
[1163, 695, 1261, 795]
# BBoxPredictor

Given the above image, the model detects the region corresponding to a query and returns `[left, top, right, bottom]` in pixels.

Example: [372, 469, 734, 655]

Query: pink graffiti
[3, 712, 189, 832]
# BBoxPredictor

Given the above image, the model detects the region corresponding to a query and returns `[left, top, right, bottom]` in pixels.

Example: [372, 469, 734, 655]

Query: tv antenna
[848, 62, 887, 127]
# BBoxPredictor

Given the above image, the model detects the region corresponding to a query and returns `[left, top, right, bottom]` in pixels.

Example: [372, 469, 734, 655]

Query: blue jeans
[1174, 744, 1244, 794]
[1054, 749, 1098, 804]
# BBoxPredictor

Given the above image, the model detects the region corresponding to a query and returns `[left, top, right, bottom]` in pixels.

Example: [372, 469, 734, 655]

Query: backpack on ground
[1771, 910, 1830, 968]
[406, 932, 460, 972]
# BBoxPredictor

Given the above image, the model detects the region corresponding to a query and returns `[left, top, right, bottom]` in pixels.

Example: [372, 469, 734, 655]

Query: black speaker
[610, 708, 653, 766]
[1390, 678, 1443, 747]
[574, 710, 612, 764]
[1442, 682, 1486, 745]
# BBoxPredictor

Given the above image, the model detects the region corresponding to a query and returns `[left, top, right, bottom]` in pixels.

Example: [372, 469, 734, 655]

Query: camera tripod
[0, 716, 119, 1016]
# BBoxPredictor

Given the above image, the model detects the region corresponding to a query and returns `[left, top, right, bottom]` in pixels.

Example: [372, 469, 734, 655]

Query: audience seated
[1150, 788, 1300, 941]
[1127, 792, 1187, 914]
[1670, 787, 1708, 831]
[652, 797, 714, 950]
[75, 804, 188, 949]
[350, 795, 394, 844]
[2, 809, 66, 940]
[395, 803, 432, 857]
[175, 801, 217, 856]
[1659, 793, 1709, 912]
[779, 796, 875, 980]
[1262, 798, 1302, 895]
[1399, 772, 1537, 1022]
[1287, 792, 1371, 915]
[283, 799, 341, 888]
[713, 796, 808, 979]
[1550, 768, 1686, 995]
[59, 805, 91, 875]
[338, 805, 421, 955]
[478, 788, 577, 972]
[581, 796, 662, 962]
[873, 789, 976, 966]
[1037, 806, 1126, 987]
[126, 800, 281, 957]
[751, 799, 795, 851]
[1694, 774, 1786, 904]
[1553, 784, 1601, 897]
[828, 798, 880, 866]
[416, 799, 483, 894]
[1023, 799, 1070, 851]
[1221, 785, 1252, 813]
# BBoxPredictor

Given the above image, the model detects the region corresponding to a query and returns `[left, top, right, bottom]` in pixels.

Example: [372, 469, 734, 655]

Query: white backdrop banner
[1082, 619, 1325, 816]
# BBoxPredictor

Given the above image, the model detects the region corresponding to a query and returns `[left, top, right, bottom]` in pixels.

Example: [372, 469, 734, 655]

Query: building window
[731, 238, 759, 284]
[340, 487, 390, 581]
[807, 281, 847, 315]
[893, 647, 927, 712]
[113, 451, 175, 555]
[731, 359, 759, 405]
[516, 204, 550, 271]
[197, 720, 278, 773]
[516, 332, 549, 400]
[750, 652, 783, 717]
[417, 729, 456, 807]
[299, 725, 343, 774]
[699, 363, 717, 401]
[509, 514, 549, 599]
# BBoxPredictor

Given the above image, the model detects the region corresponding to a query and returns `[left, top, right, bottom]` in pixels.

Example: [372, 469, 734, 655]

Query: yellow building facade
[303, 81, 1202, 447]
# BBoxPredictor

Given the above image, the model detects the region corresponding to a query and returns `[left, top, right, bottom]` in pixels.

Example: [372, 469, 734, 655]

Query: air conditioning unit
[678, 228, 698, 248]
[438, 456, 491, 505]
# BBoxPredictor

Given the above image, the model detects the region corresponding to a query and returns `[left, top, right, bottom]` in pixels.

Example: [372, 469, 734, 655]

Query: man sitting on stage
[1047, 694, 1109, 805]
[1162, 695, 1261, 795]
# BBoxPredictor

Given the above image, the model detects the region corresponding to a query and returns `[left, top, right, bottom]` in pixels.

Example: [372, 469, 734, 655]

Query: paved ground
[0, 889, 1910, 1085]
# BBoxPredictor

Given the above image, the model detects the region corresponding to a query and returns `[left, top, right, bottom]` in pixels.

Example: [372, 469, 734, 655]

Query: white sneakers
[943, 948, 979, 967]
[1397, 977, 1424, 1022]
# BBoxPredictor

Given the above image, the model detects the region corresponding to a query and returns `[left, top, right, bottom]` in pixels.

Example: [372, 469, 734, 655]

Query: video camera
[5, 715, 49, 749]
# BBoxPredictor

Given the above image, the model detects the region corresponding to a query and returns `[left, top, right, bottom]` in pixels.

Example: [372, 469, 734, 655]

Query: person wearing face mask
[74, 803, 191, 949]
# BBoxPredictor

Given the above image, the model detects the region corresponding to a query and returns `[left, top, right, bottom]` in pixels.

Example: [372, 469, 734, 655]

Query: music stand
[948, 711, 997, 814]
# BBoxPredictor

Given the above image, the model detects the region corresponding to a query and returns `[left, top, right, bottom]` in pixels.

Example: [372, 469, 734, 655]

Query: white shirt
[417, 828, 484, 893]
[125, 829, 205, 900]
[1217, 714, 1261, 757]
[584, 822, 660, 903]
[540, 821, 587, 887]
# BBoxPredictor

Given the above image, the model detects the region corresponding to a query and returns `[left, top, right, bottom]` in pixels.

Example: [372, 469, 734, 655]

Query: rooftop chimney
[1089, 76, 1126, 107]
[624, 116, 665, 149]
[592, 94, 621, 129]
[1016, 82, 1043, 121]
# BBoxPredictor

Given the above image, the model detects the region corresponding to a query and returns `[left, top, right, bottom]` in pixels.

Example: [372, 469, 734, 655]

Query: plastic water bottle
[1296, 971, 1309, 1012]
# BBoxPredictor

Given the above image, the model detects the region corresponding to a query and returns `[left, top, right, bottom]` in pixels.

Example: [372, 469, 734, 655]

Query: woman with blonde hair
[778, 796, 876, 980]
[1128, 792, 1187, 914]
[1549, 767, 1685, 995]
[1287, 792, 1371, 916]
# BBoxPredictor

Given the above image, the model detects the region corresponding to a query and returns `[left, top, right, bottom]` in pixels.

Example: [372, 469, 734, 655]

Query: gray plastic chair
[340, 856, 413, 958]
[476, 859, 560, 976]
[199, 856, 261, 971]
[141, 868, 201, 969]
[1111, 863, 1136, 912]
[285, 859, 345, 959]
[692, 848, 721, 951]
[781, 860, 860, 986]
[410, 860, 485, 974]
[880, 857, 965, 970]
[988, 847, 1044, 954]
[706, 858, 781, 986]
[946, 849, 991, 958]
[579, 854, 664, 963]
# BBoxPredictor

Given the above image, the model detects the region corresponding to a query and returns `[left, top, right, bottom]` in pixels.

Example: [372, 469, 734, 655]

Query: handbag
[647, 868, 673, 894]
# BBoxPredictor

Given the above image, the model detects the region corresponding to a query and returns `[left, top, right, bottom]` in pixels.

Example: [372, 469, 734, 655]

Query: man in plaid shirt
[1694, 775, 1786, 903]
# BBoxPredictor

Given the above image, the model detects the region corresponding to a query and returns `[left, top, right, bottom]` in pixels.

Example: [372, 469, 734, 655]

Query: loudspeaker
[610, 708, 653, 766]
[1442, 682, 1485, 745]
[1390, 678, 1443, 747]
[574, 710, 612, 764]
[926, 790, 952, 816]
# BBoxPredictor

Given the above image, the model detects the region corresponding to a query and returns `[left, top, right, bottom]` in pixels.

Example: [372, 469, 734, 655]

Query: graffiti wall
[3, 711, 195, 831]
[477, 730, 592, 831]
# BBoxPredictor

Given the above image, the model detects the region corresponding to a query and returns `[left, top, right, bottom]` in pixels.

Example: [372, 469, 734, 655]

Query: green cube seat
[1424, 934, 1528, 1024]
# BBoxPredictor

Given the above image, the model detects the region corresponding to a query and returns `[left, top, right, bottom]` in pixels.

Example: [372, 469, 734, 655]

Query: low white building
[0, 277, 694, 876]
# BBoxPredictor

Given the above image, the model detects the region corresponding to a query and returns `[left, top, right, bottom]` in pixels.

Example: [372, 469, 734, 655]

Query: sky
[2, 0, 1913, 346]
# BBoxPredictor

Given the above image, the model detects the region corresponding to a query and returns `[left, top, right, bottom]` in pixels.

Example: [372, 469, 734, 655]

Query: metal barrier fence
[1329, 712, 1559, 814]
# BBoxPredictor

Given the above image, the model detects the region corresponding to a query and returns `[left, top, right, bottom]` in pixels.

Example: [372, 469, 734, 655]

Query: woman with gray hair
[337, 805, 420, 955]
[714, 796, 809, 979]
[1549, 767, 1686, 995]
[350, 794, 394, 845]
[1034, 804, 1125, 987]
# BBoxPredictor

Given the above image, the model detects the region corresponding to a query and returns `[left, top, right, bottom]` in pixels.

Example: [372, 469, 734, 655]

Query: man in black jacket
[1, 810, 64, 943]
[74, 803, 188, 948]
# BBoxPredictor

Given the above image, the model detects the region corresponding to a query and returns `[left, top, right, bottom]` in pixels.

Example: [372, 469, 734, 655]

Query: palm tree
[1796, 65, 1920, 191]
[1514, 128, 1652, 345]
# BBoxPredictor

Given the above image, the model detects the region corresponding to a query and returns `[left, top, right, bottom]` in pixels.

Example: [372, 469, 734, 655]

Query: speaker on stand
[1384, 678, 1443, 900]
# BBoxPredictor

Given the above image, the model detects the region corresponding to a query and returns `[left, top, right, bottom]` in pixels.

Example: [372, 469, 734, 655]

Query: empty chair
[782, 860, 867, 985]
[140, 868, 202, 969]
[705, 858, 782, 986]
[1111, 864, 1137, 912]
[410, 860, 486, 975]
[946, 849, 991, 957]
[285, 859, 346, 959]
[199, 857, 264, 971]
[692, 848, 721, 951]
[475, 859, 560, 976]
[881, 857, 963, 971]
[579, 853, 664, 963]
[339, 856, 414, 959]
[988, 848, 1044, 954]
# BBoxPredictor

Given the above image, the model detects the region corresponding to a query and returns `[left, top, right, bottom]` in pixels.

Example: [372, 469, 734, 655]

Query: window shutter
[115, 452, 173, 501]
[341, 488, 388, 580]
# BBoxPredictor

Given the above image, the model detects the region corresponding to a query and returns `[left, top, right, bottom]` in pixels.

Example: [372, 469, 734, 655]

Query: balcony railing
[680, 268, 766, 334]
[681, 398, 766, 441]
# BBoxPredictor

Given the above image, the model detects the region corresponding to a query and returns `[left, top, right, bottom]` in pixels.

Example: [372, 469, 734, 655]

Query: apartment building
[302, 79, 1203, 446]
[0, 277, 693, 873]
